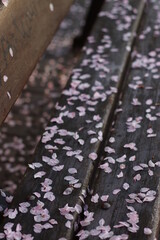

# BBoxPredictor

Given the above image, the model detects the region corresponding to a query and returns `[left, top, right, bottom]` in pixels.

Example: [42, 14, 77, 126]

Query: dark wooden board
[0, 0, 145, 239]
[0, 0, 90, 197]
[79, 1, 160, 239]
[0, 0, 73, 126]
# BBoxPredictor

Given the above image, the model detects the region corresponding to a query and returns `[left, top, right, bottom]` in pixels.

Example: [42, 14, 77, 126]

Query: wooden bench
[1, 0, 160, 239]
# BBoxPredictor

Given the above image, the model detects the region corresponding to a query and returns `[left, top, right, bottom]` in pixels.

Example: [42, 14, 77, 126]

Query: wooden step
[77, 1, 160, 239]
[0, 0, 73, 126]
[0, 0, 146, 239]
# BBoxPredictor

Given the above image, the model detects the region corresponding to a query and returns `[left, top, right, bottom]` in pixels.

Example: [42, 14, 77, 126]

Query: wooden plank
[0, 0, 91, 197]
[0, 0, 73, 126]
[0, 0, 145, 239]
[78, 1, 160, 239]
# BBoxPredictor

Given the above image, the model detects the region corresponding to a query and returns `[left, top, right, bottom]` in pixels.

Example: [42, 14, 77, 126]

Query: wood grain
[0, 0, 73, 126]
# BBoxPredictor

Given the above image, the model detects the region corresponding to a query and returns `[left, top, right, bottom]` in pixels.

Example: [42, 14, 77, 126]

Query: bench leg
[73, 0, 105, 49]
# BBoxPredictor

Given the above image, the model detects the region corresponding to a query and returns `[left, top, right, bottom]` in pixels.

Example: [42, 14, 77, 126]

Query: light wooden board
[0, 0, 73, 126]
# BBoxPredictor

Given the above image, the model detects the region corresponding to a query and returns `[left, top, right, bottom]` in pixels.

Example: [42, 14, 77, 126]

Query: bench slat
[0, 0, 145, 239]
[79, 1, 160, 239]
[0, 0, 73, 126]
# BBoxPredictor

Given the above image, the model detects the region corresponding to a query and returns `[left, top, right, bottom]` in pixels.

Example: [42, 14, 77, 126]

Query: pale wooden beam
[0, 0, 73, 126]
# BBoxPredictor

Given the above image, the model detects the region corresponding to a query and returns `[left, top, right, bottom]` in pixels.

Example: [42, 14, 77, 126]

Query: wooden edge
[150, 181, 160, 240]
[0, 0, 74, 126]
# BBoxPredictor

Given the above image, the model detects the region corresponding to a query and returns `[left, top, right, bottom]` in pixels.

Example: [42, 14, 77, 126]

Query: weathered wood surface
[78, 1, 160, 239]
[0, 0, 146, 239]
[0, 0, 74, 126]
